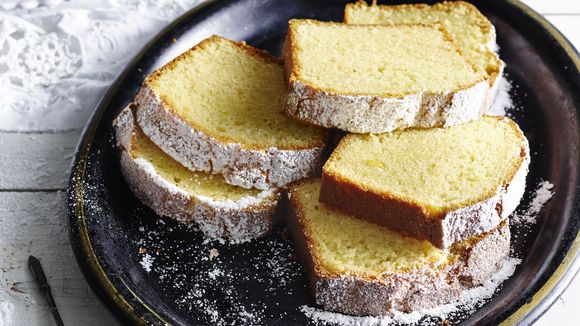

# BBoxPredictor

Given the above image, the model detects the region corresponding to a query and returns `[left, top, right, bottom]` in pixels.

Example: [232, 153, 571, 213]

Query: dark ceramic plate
[67, 0, 580, 325]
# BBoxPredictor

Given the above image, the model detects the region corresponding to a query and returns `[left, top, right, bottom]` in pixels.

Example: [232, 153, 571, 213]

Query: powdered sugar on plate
[132, 219, 306, 326]
[512, 180, 554, 226]
[123, 153, 556, 325]
[487, 76, 514, 116]
[140, 253, 154, 273]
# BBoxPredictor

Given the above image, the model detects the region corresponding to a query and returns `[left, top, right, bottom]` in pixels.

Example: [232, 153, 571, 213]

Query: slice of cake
[288, 179, 510, 315]
[283, 19, 490, 133]
[321, 116, 529, 248]
[113, 105, 280, 242]
[344, 0, 504, 108]
[135, 35, 327, 190]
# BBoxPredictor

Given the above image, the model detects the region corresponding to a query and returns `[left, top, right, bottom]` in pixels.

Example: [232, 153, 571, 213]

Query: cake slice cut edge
[344, 0, 505, 110]
[320, 116, 530, 249]
[287, 179, 510, 316]
[283, 19, 490, 133]
[135, 35, 328, 190]
[113, 105, 281, 243]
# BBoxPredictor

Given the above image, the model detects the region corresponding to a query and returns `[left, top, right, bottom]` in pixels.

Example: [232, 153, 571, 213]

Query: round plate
[67, 0, 580, 325]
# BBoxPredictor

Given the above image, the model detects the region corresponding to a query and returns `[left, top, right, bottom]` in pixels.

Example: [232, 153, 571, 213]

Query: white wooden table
[0, 1, 578, 325]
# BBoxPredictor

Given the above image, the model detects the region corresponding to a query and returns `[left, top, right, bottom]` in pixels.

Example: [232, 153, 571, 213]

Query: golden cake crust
[344, 1, 497, 52]
[283, 19, 490, 133]
[287, 180, 510, 315]
[344, 1, 505, 110]
[319, 117, 529, 248]
[113, 105, 281, 242]
[135, 36, 328, 190]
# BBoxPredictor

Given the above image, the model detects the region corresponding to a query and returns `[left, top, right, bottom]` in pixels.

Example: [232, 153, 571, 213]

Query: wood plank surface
[0, 192, 117, 326]
[0, 131, 80, 191]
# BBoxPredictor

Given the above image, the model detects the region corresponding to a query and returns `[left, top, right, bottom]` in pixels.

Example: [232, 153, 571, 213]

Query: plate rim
[66, 0, 580, 325]
[496, 1, 580, 324]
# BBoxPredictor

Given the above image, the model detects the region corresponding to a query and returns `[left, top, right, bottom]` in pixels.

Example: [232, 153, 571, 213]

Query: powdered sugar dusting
[298, 176, 555, 325]
[487, 76, 514, 116]
[135, 157, 186, 196]
[75, 123, 555, 325]
[140, 253, 154, 272]
[72, 57, 555, 325]
[300, 258, 521, 326]
[136, 85, 326, 191]
[513, 180, 554, 225]
[195, 188, 275, 210]
[137, 152, 277, 211]
[286, 79, 489, 133]
[114, 106, 279, 243]
[133, 219, 305, 325]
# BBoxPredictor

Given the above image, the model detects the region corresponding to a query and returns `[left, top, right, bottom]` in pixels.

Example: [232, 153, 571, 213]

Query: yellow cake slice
[344, 0, 504, 108]
[113, 105, 280, 242]
[134, 35, 327, 190]
[321, 116, 529, 248]
[283, 19, 490, 133]
[288, 179, 510, 315]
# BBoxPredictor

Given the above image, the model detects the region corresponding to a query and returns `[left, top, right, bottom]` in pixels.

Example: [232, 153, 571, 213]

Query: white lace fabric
[0, 0, 201, 131]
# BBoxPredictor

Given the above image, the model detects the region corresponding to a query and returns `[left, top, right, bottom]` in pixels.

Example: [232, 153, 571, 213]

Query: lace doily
[0, 0, 201, 131]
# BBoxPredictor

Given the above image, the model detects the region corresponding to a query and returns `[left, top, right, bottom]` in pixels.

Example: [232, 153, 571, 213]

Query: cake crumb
[209, 248, 219, 261]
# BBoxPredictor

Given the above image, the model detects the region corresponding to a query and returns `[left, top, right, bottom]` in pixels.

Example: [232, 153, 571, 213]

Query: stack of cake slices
[114, 0, 530, 316]
[113, 36, 328, 242]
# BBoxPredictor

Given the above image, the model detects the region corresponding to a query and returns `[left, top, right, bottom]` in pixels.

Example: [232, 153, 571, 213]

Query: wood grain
[0, 131, 80, 191]
[0, 192, 117, 326]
